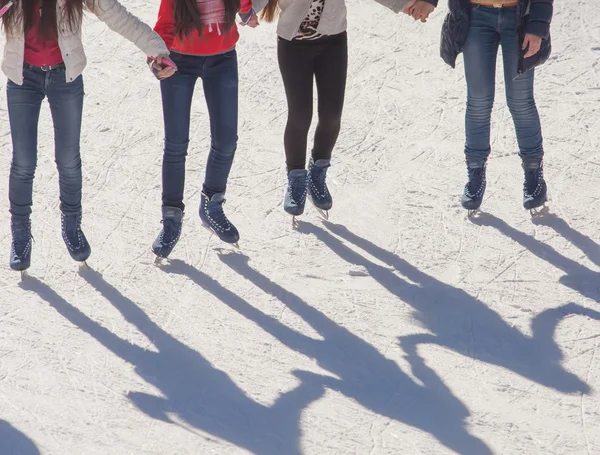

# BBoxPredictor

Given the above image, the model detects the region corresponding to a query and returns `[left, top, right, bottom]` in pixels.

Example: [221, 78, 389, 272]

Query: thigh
[46, 71, 84, 157]
[6, 71, 45, 166]
[314, 34, 348, 117]
[277, 39, 316, 119]
[160, 68, 197, 145]
[201, 50, 239, 144]
[463, 7, 500, 98]
[500, 12, 535, 99]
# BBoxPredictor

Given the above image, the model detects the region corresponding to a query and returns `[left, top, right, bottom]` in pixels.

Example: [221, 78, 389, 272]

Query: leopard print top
[294, 0, 326, 41]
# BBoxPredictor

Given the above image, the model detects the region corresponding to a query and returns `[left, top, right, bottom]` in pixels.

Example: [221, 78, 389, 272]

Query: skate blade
[201, 222, 240, 249]
[153, 255, 172, 266]
[292, 216, 299, 229]
[315, 208, 329, 220]
[467, 209, 481, 219]
[19, 270, 28, 281]
[79, 261, 89, 270]
[529, 204, 549, 219]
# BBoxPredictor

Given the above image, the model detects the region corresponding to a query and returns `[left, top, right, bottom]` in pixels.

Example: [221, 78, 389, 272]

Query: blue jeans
[463, 5, 543, 162]
[7, 65, 84, 219]
[160, 50, 238, 211]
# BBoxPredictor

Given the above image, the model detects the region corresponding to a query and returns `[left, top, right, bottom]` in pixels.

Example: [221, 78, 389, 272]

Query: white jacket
[252, 0, 410, 41]
[2, 0, 168, 85]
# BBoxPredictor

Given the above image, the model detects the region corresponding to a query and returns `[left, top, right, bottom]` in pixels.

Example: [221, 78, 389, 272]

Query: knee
[164, 138, 189, 158]
[11, 148, 37, 171]
[10, 160, 36, 179]
[317, 109, 342, 132]
[506, 96, 537, 118]
[287, 108, 313, 134]
[55, 149, 82, 174]
[466, 94, 494, 119]
[211, 135, 237, 159]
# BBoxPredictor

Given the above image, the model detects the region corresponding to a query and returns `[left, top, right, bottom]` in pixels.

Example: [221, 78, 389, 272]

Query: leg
[500, 10, 543, 159]
[47, 70, 84, 215]
[278, 38, 318, 171]
[7, 69, 45, 219]
[201, 50, 239, 197]
[462, 6, 501, 162]
[160, 55, 198, 211]
[313, 33, 348, 162]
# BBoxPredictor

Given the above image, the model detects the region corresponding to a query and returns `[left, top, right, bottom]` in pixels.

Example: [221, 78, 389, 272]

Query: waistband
[23, 62, 66, 72]
[470, 0, 518, 7]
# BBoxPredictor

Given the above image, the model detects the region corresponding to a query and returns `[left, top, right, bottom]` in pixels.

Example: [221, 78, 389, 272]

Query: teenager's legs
[313, 33, 348, 162]
[201, 50, 239, 197]
[160, 52, 201, 211]
[278, 38, 318, 171]
[463, 6, 501, 162]
[500, 9, 543, 159]
[7, 68, 45, 219]
[47, 70, 85, 215]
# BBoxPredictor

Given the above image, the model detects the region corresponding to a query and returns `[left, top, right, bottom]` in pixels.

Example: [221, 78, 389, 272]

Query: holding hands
[240, 9, 260, 28]
[403, 0, 435, 23]
[148, 54, 177, 80]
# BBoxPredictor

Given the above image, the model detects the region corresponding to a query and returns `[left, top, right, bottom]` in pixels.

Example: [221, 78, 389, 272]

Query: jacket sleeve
[86, 0, 169, 58]
[372, 0, 413, 13]
[251, 0, 269, 13]
[239, 0, 253, 14]
[153, 0, 175, 50]
[524, 0, 553, 39]
[422, 0, 438, 7]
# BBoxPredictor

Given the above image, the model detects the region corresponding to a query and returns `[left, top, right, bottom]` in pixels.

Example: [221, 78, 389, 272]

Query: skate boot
[522, 157, 547, 212]
[307, 158, 332, 219]
[199, 192, 240, 246]
[61, 212, 91, 264]
[10, 216, 32, 276]
[152, 206, 184, 259]
[461, 158, 487, 215]
[283, 169, 308, 218]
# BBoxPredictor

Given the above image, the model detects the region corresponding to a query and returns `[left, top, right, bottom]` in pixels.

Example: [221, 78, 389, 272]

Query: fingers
[157, 68, 175, 80]
[522, 35, 542, 58]
[524, 44, 540, 59]
[402, 0, 416, 14]
[248, 15, 260, 27]
[408, 3, 433, 22]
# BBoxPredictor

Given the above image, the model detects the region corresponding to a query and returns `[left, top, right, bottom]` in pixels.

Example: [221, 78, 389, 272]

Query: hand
[522, 34, 542, 58]
[150, 54, 176, 80]
[239, 9, 259, 28]
[409, 1, 435, 22]
[402, 0, 418, 14]
[246, 12, 260, 28]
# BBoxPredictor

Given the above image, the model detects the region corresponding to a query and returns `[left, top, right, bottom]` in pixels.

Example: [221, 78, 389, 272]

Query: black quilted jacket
[429, 0, 553, 75]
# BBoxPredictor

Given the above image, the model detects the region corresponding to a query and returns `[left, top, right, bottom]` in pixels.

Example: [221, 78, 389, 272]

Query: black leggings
[277, 32, 348, 172]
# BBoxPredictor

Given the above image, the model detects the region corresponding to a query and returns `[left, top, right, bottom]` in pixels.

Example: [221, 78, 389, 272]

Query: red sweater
[154, 0, 252, 56]
[24, 5, 63, 67]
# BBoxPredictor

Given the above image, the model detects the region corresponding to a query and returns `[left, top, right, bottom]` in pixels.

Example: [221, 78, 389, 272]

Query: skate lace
[288, 175, 307, 204]
[206, 202, 231, 230]
[310, 166, 329, 197]
[11, 221, 32, 255]
[524, 167, 543, 197]
[465, 167, 485, 197]
[62, 213, 85, 250]
[161, 218, 181, 244]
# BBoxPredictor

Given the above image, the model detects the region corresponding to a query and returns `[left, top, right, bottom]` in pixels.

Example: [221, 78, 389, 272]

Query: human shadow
[297, 221, 600, 396]
[21, 273, 325, 455]
[0, 420, 40, 455]
[164, 257, 493, 454]
[473, 211, 600, 303]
